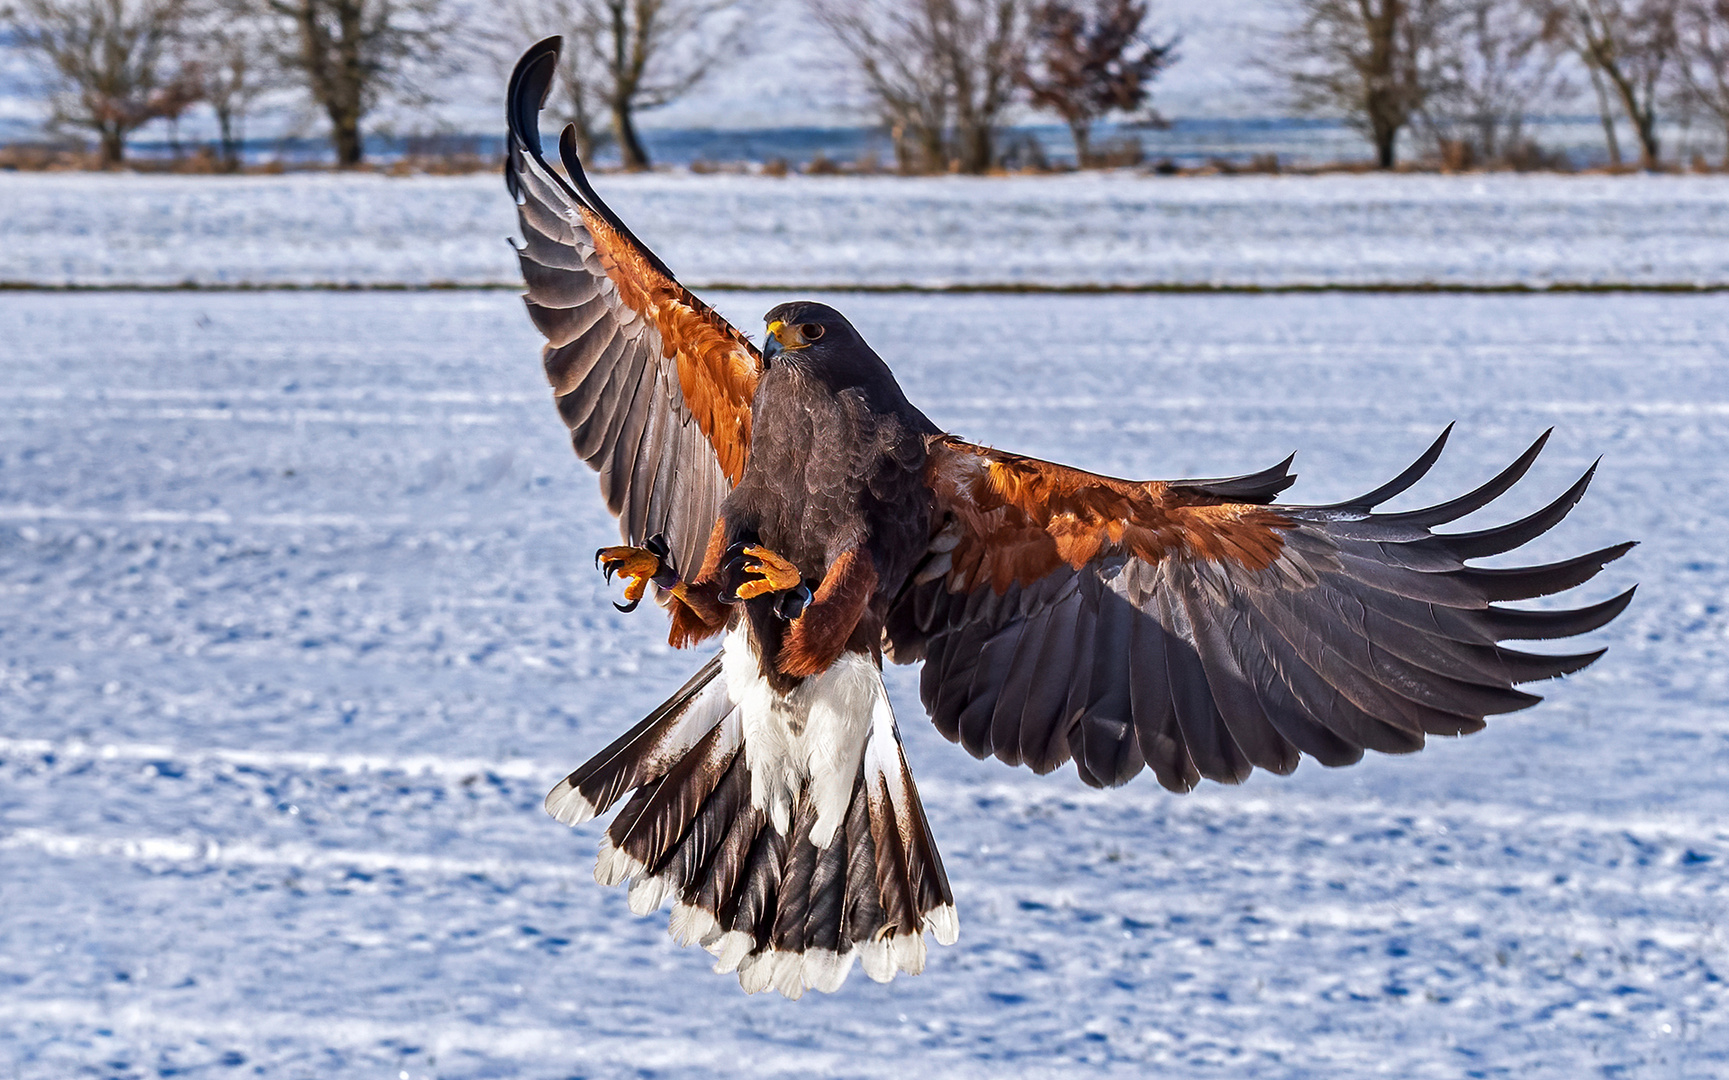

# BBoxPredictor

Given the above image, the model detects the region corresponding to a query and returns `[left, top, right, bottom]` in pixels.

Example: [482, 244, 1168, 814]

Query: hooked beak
[763, 318, 819, 360]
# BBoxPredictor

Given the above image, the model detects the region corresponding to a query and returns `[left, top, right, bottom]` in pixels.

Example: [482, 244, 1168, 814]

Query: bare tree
[258, 0, 449, 167]
[1535, 0, 1677, 166]
[184, 0, 274, 168]
[816, 0, 1025, 173]
[480, 0, 610, 159]
[1, 0, 196, 165]
[947, 0, 1025, 171]
[813, 0, 954, 171]
[1279, 0, 1452, 168]
[575, 0, 742, 170]
[488, 1, 739, 170]
[1675, 0, 1729, 162]
[1421, 0, 1560, 164]
[1019, 0, 1177, 165]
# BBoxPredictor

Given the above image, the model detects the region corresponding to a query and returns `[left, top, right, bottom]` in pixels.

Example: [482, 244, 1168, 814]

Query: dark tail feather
[544, 654, 726, 827]
[712, 713, 957, 997]
[547, 654, 957, 998]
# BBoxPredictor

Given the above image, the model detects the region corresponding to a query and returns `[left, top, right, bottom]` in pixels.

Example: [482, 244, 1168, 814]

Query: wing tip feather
[506, 36, 562, 161]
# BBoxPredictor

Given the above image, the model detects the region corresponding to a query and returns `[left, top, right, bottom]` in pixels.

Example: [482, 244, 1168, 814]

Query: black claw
[775, 583, 813, 621]
[594, 547, 606, 571]
[614, 597, 641, 613]
[644, 533, 678, 587]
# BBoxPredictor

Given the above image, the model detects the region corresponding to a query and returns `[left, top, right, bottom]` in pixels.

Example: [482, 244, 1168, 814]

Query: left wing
[506, 37, 761, 580]
[884, 429, 1634, 791]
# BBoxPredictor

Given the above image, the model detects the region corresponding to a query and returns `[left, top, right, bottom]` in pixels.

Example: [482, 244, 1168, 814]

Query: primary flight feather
[504, 37, 1633, 999]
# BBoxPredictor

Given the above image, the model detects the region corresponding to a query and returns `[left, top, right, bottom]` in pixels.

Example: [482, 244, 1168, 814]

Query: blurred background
[2, 0, 1729, 173]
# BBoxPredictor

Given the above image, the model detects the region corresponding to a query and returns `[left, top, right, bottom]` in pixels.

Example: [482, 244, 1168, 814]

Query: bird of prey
[504, 38, 1633, 999]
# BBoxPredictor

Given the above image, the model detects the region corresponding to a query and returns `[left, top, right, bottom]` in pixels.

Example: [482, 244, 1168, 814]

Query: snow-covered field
[5, 171, 1729, 289]
[1, 286, 1722, 1076]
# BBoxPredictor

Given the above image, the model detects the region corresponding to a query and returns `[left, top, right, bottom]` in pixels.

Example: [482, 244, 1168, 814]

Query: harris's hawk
[504, 38, 1634, 999]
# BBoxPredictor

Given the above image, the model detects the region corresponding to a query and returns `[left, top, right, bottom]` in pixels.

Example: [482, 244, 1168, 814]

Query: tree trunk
[954, 121, 993, 174]
[1373, 117, 1398, 169]
[99, 125, 126, 168]
[1364, 0, 1403, 170]
[1597, 58, 1660, 168]
[1587, 65, 1623, 166]
[1070, 119, 1092, 168]
[890, 123, 912, 173]
[613, 102, 650, 170]
[1627, 95, 1660, 168]
[920, 125, 946, 173]
[216, 105, 242, 172]
[329, 104, 364, 167]
[335, 0, 366, 166]
[1633, 113, 1661, 168]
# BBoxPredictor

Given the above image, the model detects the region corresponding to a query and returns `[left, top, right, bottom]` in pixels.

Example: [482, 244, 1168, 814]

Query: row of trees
[1288, 0, 1729, 168]
[814, 0, 1175, 173]
[4, 0, 1729, 170]
[0, 0, 447, 167]
[497, 0, 1174, 172]
[0, 0, 1176, 170]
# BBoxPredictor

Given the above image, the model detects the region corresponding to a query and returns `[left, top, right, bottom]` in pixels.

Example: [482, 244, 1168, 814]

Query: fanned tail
[546, 637, 957, 998]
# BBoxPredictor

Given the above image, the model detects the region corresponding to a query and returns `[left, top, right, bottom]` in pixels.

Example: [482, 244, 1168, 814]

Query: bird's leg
[776, 549, 878, 678]
[721, 540, 811, 612]
[596, 534, 678, 613]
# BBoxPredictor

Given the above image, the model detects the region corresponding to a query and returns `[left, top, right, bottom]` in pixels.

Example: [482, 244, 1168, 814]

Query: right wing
[886, 430, 1634, 791]
[506, 37, 762, 580]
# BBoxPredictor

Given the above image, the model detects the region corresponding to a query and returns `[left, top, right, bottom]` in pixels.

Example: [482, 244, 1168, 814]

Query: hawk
[505, 39, 1633, 999]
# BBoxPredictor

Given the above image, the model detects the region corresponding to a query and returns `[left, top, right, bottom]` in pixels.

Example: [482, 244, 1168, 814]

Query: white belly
[720, 627, 887, 848]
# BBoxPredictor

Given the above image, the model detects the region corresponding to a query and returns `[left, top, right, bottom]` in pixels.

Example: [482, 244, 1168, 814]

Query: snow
[1, 285, 1723, 1076]
[5, 170, 1729, 289]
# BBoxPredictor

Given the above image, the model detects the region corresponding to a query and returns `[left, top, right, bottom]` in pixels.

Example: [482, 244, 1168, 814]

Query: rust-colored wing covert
[886, 430, 1634, 792]
[506, 37, 761, 579]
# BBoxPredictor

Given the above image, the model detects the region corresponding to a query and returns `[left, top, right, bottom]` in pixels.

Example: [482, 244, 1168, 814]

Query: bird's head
[761, 302, 858, 366]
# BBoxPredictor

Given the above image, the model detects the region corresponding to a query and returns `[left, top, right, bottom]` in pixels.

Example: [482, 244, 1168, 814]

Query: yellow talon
[734, 545, 802, 599]
[596, 544, 665, 613]
[597, 545, 660, 582]
[733, 578, 778, 600]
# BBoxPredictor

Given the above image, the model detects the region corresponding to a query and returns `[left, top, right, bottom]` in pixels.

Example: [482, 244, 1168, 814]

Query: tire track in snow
[4, 386, 542, 405]
[0, 504, 415, 528]
[5, 821, 1711, 909]
[3, 736, 1723, 870]
[0, 997, 853, 1073]
[0, 827, 584, 882]
[2, 405, 508, 426]
[0, 735, 546, 782]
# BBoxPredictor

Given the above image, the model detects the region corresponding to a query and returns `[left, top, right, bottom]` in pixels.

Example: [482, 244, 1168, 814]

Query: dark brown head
[761, 301, 864, 366]
[759, 300, 939, 432]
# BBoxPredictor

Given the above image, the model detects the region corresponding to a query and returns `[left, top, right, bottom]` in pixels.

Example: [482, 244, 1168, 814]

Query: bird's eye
[801, 323, 825, 341]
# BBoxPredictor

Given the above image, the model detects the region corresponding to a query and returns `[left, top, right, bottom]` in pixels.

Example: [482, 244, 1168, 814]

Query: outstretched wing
[506, 37, 761, 580]
[884, 428, 1635, 791]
